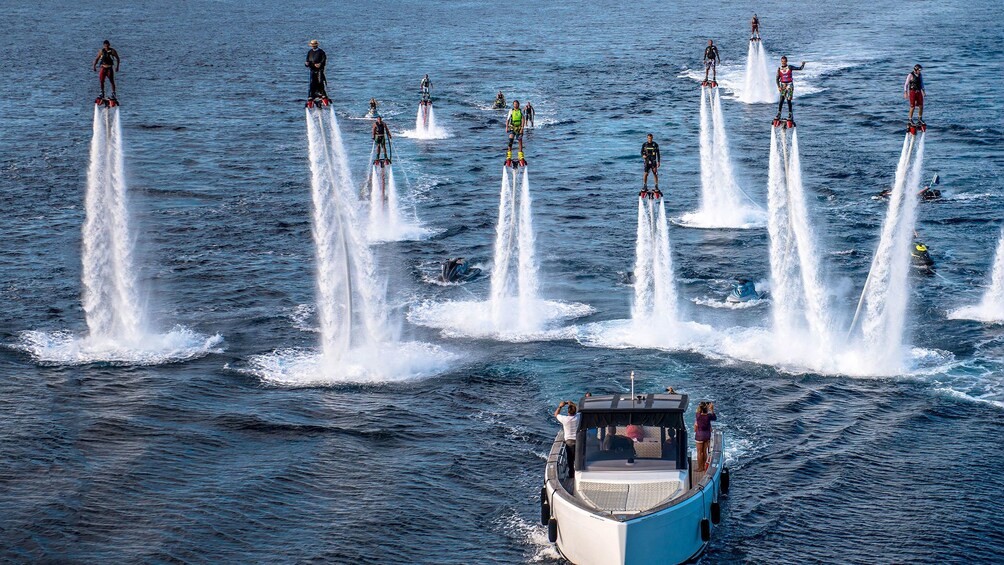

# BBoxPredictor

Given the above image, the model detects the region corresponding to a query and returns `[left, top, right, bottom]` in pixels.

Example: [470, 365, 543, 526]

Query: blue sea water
[1, 0, 1004, 563]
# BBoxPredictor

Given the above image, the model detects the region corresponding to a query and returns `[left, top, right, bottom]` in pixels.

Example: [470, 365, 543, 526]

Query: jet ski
[440, 258, 482, 283]
[365, 108, 380, 118]
[492, 96, 506, 109]
[911, 242, 935, 270]
[727, 280, 768, 303]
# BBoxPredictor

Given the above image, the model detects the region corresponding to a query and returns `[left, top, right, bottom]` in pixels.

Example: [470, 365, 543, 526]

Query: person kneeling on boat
[554, 400, 581, 473]
[695, 401, 717, 471]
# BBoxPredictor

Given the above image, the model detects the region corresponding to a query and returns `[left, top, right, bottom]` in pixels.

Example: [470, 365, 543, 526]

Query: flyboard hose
[847, 133, 917, 338]
[707, 88, 764, 211]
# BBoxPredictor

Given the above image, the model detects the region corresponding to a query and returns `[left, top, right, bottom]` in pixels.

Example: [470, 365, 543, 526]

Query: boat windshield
[581, 424, 686, 471]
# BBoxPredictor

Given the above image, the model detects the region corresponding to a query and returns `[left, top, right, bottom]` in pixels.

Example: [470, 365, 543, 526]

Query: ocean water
[1, 1, 1003, 563]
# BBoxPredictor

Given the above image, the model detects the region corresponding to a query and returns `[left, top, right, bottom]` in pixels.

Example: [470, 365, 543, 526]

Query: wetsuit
[507, 108, 524, 149]
[642, 141, 660, 173]
[525, 104, 535, 127]
[373, 120, 389, 148]
[306, 47, 328, 100]
[420, 77, 431, 102]
[704, 45, 720, 73]
[905, 71, 924, 109]
[751, 17, 760, 39]
[775, 62, 805, 117]
[95, 47, 119, 96]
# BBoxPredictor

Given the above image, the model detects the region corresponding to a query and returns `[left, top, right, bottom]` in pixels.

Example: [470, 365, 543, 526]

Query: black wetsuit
[642, 141, 661, 172]
[306, 48, 327, 99]
[373, 120, 389, 147]
[525, 104, 535, 126]
[704, 45, 720, 69]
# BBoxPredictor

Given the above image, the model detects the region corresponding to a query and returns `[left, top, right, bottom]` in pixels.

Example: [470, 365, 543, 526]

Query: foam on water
[16, 327, 223, 366]
[244, 341, 457, 386]
[408, 298, 593, 342]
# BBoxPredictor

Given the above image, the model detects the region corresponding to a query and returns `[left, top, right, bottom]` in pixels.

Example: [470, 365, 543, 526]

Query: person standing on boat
[554, 401, 581, 473]
[694, 401, 717, 471]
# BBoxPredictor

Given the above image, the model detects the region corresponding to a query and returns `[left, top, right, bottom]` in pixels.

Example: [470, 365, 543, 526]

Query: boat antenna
[630, 371, 635, 404]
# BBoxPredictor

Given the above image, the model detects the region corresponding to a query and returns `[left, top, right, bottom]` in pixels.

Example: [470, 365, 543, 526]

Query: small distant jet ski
[94, 94, 119, 107]
[875, 173, 941, 202]
[440, 258, 481, 283]
[911, 242, 935, 270]
[492, 91, 506, 109]
[727, 279, 768, 303]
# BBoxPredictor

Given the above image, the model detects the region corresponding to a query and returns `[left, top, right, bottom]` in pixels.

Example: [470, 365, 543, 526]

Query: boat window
[582, 425, 684, 470]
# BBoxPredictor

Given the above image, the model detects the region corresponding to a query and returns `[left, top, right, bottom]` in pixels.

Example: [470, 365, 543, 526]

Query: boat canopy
[576, 393, 688, 430]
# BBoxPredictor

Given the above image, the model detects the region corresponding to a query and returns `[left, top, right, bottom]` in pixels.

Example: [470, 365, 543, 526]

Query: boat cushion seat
[578, 480, 683, 513]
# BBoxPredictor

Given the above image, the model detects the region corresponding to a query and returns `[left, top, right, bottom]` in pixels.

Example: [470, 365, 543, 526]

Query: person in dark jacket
[305, 39, 328, 101]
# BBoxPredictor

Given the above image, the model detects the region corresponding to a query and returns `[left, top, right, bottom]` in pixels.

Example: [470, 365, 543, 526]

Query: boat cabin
[574, 392, 689, 473]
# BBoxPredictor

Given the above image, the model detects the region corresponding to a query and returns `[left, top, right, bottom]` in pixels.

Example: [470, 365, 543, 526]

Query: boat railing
[546, 429, 725, 522]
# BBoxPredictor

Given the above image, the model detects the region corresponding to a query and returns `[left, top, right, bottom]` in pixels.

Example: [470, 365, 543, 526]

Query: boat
[542, 390, 729, 565]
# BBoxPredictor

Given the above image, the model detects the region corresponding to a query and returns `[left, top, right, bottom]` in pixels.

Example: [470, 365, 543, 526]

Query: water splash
[949, 228, 1004, 323]
[738, 40, 776, 104]
[245, 107, 453, 384]
[15, 106, 221, 365]
[678, 87, 764, 229]
[365, 163, 430, 242]
[399, 103, 449, 139]
[576, 196, 713, 351]
[408, 167, 592, 340]
[851, 134, 926, 372]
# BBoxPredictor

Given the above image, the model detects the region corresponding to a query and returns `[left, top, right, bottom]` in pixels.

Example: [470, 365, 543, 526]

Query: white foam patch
[408, 298, 594, 342]
[673, 211, 765, 230]
[947, 304, 1004, 324]
[692, 296, 769, 309]
[16, 327, 223, 366]
[243, 341, 457, 386]
[575, 318, 717, 352]
[714, 325, 955, 378]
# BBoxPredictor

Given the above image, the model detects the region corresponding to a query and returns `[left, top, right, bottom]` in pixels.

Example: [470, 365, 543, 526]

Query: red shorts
[909, 90, 923, 108]
[99, 67, 114, 83]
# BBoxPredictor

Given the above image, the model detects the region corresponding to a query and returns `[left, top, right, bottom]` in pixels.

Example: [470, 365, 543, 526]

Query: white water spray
[17, 106, 221, 365]
[81, 105, 145, 340]
[950, 229, 1004, 323]
[244, 107, 454, 384]
[490, 166, 540, 331]
[632, 198, 677, 324]
[853, 134, 926, 371]
[408, 166, 592, 340]
[739, 40, 776, 104]
[680, 88, 764, 229]
[306, 107, 389, 362]
[403, 103, 448, 140]
[766, 127, 833, 345]
[367, 163, 402, 239]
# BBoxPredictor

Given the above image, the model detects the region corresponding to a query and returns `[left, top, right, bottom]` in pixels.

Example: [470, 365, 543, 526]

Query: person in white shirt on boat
[554, 400, 581, 472]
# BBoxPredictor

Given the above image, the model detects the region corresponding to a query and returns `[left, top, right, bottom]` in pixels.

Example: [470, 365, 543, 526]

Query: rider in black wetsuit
[420, 74, 432, 103]
[703, 40, 721, 84]
[641, 134, 661, 194]
[305, 40, 328, 101]
[524, 101, 535, 127]
[91, 40, 120, 99]
[372, 116, 392, 162]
